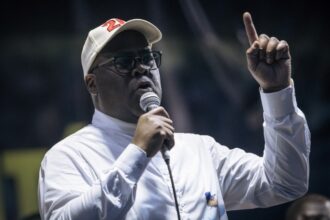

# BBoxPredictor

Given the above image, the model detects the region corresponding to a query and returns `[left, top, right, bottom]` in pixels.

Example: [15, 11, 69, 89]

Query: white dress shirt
[38, 85, 310, 220]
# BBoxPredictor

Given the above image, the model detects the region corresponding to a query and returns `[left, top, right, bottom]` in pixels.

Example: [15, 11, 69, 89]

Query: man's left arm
[241, 11, 311, 203]
[260, 80, 310, 199]
[212, 12, 311, 209]
[211, 82, 310, 210]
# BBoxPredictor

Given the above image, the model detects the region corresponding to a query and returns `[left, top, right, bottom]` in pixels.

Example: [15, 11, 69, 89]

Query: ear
[84, 73, 98, 95]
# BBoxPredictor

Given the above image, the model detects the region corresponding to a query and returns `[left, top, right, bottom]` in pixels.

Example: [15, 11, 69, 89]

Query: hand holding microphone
[132, 92, 174, 158]
[135, 92, 180, 220]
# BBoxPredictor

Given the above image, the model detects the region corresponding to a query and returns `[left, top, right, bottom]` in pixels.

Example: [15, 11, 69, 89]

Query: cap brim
[114, 19, 162, 45]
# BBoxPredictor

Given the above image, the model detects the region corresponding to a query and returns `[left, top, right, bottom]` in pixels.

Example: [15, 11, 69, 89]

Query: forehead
[100, 30, 149, 54]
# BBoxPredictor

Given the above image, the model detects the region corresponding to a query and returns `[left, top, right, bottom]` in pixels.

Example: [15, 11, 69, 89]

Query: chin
[129, 101, 145, 118]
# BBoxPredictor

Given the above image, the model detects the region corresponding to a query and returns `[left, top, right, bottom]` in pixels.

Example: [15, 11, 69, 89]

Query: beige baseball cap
[81, 18, 162, 76]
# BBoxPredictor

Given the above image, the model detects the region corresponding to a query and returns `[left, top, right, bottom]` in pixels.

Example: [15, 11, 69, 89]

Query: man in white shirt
[38, 12, 311, 220]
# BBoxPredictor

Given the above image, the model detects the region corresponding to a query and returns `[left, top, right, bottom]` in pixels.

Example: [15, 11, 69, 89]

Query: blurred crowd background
[0, 0, 329, 219]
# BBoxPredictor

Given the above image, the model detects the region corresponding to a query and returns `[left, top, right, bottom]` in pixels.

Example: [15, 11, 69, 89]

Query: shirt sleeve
[208, 83, 311, 210]
[38, 143, 150, 220]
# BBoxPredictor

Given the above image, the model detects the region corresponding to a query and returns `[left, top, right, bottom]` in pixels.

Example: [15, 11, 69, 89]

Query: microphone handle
[162, 141, 170, 162]
[146, 105, 171, 161]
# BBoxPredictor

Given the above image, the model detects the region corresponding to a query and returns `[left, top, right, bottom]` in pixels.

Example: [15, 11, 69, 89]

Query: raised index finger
[243, 12, 258, 45]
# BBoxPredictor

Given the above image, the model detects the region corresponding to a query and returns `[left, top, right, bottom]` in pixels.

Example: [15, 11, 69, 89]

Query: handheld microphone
[139, 92, 171, 161]
[139, 92, 181, 220]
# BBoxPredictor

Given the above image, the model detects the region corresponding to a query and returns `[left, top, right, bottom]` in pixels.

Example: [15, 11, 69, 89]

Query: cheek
[154, 73, 161, 87]
[152, 70, 162, 97]
[96, 73, 129, 100]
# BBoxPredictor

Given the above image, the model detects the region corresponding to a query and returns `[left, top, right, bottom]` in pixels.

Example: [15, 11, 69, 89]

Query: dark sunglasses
[92, 50, 162, 75]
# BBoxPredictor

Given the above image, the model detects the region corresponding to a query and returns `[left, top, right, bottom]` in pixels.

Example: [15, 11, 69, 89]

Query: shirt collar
[92, 109, 137, 137]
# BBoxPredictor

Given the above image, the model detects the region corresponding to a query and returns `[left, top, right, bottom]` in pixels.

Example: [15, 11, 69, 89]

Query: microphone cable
[163, 154, 181, 220]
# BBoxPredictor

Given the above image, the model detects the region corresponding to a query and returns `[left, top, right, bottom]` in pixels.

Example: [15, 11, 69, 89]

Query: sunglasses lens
[141, 52, 156, 67]
[114, 56, 134, 73]
[152, 52, 161, 68]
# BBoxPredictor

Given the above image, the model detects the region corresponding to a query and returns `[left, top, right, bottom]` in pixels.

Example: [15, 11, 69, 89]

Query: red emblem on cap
[101, 18, 125, 32]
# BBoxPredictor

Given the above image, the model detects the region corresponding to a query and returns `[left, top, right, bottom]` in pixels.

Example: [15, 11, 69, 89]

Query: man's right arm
[38, 143, 149, 220]
[38, 107, 174, 219]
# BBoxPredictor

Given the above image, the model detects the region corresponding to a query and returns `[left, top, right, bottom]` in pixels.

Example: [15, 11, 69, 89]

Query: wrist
[132, 139, 146, 153]
[261, 81, 291, 93]
[262, 85, 287, 93]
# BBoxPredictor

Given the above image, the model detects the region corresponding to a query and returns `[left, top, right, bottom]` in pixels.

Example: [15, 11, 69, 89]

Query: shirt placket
[151, 153, 187, 219]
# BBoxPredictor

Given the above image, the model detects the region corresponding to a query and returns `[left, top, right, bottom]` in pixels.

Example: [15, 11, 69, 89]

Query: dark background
[0, 0, 329, 219]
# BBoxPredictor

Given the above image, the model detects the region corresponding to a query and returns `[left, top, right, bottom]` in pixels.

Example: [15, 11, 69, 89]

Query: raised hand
[243, 12, 291, 92]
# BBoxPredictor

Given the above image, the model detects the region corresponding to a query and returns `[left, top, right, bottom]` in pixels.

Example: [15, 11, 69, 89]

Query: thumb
[246, 41, 259, 72]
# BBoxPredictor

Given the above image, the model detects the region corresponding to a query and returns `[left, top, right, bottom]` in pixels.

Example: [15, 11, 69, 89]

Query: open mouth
[136, 81, 152, 91]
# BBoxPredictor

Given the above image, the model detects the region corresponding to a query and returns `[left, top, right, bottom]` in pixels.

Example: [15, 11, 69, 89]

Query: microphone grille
[140, 92, 160, 112]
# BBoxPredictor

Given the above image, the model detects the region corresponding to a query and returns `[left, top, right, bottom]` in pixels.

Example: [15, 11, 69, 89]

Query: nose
[131, 63, 150, 77]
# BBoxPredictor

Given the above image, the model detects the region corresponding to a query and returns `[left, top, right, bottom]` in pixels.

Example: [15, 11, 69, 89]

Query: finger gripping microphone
[139, 92, 170, 161]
